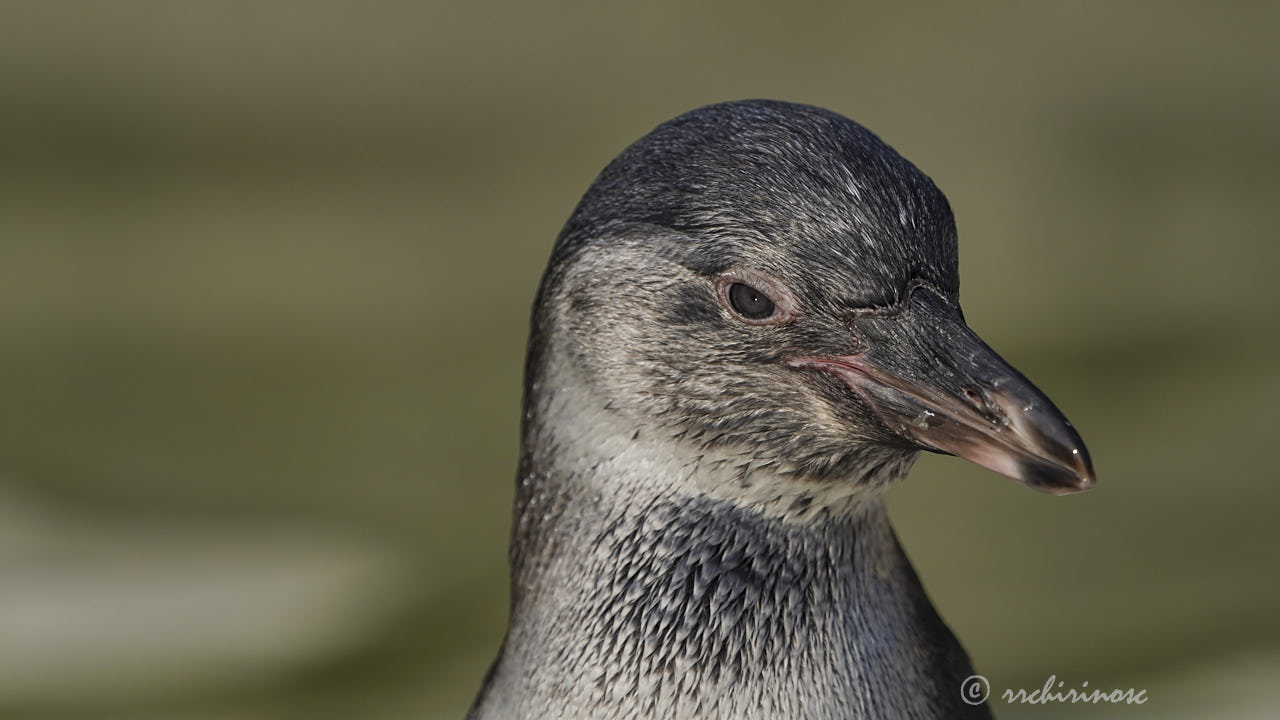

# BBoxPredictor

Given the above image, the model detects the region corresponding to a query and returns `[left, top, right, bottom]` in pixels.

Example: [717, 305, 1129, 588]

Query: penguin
[469, 100, 1093, 720]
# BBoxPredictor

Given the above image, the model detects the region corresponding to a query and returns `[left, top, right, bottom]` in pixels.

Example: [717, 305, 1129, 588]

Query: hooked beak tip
[1004, 440, 1095, 495]
[1026, 464, 1094, 495]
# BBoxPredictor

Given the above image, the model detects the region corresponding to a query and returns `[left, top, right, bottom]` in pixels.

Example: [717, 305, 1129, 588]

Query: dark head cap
[556, 100, 958, 309]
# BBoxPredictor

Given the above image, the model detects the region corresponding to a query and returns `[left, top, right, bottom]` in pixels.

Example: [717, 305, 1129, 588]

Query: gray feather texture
[471, 100, 993, 719]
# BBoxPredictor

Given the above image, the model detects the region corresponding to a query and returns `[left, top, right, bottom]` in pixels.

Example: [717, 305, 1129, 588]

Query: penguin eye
[715, 268, 796, 325]
[727, 283, 776, 319]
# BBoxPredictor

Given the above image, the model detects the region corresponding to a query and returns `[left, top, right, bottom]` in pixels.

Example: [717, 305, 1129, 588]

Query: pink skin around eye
[714, 268, 799, 324]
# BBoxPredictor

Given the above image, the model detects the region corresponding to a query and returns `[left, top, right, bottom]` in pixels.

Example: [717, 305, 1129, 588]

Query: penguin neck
[479, 378, 981, 719]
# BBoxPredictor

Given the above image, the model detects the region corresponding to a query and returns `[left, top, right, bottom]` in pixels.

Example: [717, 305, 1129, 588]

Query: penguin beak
[789, 286, 1094, 494]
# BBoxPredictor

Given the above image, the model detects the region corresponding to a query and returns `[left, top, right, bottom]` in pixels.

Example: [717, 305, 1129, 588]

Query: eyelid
[714, 267, 799, 324]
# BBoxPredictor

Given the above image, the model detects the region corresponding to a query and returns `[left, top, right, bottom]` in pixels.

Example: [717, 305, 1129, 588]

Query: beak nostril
[962, 385, 1008, 428]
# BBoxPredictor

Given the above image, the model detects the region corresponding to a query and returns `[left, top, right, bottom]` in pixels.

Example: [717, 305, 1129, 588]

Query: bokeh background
[2, 2, 1277, 718]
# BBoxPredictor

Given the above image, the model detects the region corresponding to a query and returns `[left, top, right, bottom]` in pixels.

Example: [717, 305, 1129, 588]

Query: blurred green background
[1, 2, 1277, 718]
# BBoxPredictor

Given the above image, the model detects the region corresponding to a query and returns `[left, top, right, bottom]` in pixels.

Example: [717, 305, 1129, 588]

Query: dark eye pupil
[728, 283, 776, 319]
